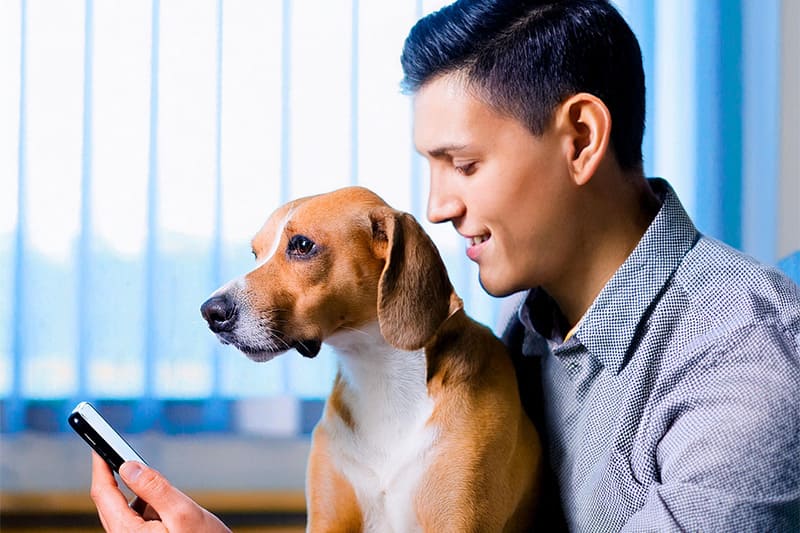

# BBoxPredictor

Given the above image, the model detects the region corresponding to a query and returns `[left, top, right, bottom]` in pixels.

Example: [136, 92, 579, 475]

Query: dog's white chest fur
[324, 323, 438, 533]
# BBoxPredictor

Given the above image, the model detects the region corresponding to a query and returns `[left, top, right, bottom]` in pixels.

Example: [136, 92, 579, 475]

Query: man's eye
[454, 162, 477, 176]
[287, 235, 316, 257]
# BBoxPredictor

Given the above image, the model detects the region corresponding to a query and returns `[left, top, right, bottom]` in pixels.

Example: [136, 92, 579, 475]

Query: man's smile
[466, 232, 491, 261]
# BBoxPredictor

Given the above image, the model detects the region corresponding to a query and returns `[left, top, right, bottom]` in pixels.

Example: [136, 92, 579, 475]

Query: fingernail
[120, 461, 144, 483]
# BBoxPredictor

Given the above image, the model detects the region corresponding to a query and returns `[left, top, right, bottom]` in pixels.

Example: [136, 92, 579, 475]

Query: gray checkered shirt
[503, 178, 800, 532]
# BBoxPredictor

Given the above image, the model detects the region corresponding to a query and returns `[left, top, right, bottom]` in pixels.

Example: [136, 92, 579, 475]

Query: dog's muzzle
[201, 292, 322, 359]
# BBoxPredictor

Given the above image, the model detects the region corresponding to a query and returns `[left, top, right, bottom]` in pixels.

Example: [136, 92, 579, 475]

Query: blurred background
[1, 0, 798, 530]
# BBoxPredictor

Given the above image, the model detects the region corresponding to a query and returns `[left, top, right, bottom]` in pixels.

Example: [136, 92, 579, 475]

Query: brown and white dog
[200, 186, 541, 532]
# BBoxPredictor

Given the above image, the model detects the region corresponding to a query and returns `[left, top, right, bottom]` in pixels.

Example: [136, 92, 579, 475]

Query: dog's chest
[336, 404, 436, 532]
[327, 343, 437, 532]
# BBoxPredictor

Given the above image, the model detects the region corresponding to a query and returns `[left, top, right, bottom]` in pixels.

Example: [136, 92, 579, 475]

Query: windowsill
[0, 432, 310, 507]
[1, 489, 307, 532]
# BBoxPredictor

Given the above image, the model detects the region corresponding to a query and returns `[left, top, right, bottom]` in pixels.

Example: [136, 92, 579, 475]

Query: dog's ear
[370, 207, 454, 350]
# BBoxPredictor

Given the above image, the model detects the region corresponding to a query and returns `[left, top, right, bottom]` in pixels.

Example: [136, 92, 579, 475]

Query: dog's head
[200, 186, 457, 362]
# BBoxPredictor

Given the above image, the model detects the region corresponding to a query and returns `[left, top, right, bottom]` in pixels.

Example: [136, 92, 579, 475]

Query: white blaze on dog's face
[203, 188, 388, 362]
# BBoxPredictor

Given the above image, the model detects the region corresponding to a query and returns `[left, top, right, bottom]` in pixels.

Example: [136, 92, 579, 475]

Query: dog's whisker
[339, 326, 372, 338]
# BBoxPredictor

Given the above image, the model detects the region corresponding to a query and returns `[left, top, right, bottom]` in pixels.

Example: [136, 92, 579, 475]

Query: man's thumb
[119, 461, 146, 485]
[119, 461, 179, 509]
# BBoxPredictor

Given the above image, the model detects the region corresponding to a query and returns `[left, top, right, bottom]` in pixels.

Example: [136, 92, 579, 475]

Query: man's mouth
[469, 234, 490, 246]
[466, 233, 490, 261]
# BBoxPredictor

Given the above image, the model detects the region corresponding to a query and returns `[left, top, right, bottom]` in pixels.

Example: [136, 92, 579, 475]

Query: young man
[403, 0, 800, 531]
[90, 0, 799, 531]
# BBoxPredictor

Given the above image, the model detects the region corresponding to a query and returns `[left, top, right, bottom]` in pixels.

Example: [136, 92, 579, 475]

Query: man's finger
[91, 451, 117, 486]
[129, 496, 149, 515]
[90, 452, 145, 530]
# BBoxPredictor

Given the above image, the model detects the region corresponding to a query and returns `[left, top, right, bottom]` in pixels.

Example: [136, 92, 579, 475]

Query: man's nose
[426, 176, 465, 224]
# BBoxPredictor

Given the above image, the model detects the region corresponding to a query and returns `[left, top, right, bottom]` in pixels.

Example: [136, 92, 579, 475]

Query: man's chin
[478, 272, 519, 298]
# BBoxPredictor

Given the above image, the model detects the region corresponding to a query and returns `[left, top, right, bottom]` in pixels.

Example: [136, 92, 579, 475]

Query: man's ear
[554, 93, 611, 186]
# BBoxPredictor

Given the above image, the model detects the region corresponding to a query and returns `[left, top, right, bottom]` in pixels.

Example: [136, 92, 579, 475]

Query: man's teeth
[470, 235, 489, 246]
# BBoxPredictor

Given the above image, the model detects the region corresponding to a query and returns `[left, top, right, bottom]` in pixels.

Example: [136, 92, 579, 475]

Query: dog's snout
[201, 294, 237, 333]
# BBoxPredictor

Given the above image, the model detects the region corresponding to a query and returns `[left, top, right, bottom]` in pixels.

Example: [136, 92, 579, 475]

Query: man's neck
[544, 172, 660, 328]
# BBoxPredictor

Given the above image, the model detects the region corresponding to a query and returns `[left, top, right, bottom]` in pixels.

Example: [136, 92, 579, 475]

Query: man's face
[413, 74, 575, 297]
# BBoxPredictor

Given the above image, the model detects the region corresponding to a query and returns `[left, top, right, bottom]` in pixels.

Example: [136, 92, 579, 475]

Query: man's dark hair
[401, 0, 645, 171]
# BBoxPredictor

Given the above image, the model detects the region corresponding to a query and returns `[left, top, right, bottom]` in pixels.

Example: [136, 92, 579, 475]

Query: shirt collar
[518, 178, 699, 373]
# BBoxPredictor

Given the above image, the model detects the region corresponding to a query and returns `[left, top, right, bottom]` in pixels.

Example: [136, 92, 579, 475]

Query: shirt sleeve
[622, 324, 800, 532]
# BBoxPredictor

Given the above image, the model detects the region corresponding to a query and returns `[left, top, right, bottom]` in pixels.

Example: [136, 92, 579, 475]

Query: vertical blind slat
[210, 0, 224, 400]
[280, 0, 291, 207]
[8, 0, 29, 432]
[144, 0, 160, 403]
[742, 0, 780, 263]
[350, 0, 359, 186]
[77, 0, 94, 402]
[694, 0, 744, 247]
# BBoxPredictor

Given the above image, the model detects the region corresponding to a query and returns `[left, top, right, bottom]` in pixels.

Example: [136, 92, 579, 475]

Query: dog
[201, 186, 541, 532]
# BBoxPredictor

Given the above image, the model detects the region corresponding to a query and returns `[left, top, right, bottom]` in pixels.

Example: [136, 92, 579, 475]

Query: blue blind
[615, 0, 782, 261]
[0, 0, 784, 433]
[1, 0, 493, 433]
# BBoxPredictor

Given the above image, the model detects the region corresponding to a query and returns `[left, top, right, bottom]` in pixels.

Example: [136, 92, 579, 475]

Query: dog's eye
[287, 234, 316, 257]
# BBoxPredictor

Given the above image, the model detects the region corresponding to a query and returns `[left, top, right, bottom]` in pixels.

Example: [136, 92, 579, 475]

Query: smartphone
[68, 401, 147, 473]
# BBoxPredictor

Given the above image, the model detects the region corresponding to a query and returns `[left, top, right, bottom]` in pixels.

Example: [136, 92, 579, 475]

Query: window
[1, 0, 794, 434]
[1, 0, 491, 434]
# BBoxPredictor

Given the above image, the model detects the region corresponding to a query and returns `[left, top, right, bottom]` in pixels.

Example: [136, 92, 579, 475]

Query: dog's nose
[201, 294, 237, 333]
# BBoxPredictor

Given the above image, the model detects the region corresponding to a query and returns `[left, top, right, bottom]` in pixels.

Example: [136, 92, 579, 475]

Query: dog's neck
[326, 321, 431, 426]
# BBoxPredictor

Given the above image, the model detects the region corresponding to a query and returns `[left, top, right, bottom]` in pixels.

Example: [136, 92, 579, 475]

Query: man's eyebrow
[426, 144, 469, 158]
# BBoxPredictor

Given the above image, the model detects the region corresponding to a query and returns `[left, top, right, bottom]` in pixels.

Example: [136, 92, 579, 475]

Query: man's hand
[90, 452, 232, 532]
